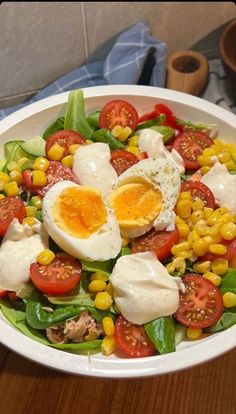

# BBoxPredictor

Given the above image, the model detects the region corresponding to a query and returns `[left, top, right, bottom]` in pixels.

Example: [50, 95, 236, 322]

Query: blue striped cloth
[0, 21, 167, 120]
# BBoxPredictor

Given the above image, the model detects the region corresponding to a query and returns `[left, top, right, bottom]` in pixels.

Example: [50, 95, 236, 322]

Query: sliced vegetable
[114, 315, 156, 358]
[64, 90, 93, 139]
[99, 100, 139, 131]
[181, 180, 216, 208]
[110, 149, 138, 175]
[173, 131, 213, 170]
[45, 129, 85, 158]
[0, 197, 25, 236]
[145, 316, 176, 354]
[20, 136, 46, 157]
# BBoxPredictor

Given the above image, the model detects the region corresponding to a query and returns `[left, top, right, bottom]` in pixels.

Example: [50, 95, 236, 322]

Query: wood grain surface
[0, 344, 236, 414]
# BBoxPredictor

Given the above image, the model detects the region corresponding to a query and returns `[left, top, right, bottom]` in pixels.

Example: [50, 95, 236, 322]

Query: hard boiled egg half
[42, 180, 122, 261]
[109, 158, 181, 238]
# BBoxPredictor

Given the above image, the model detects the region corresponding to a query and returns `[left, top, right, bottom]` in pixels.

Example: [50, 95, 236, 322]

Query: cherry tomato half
[0, 197, 25, 236]
[115, 316, 156, 358]
[45, 130, 85, 159]
[0, 290, 7, 298]
[110, 149, 138, 176]
[174, 274, 223, 329]
[173, 131, 213, 170]
[131, 227, 179, 262]
[181, 180, 216, 208]
[99, 100, 139, 131]
[30, 255, 82, 295]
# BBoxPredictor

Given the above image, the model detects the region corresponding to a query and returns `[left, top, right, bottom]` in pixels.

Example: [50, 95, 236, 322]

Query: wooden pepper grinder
[166, 50, 209, 96]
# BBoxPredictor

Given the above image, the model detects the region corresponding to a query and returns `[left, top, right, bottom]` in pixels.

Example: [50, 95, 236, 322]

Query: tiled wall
[1, 2, 235, 109]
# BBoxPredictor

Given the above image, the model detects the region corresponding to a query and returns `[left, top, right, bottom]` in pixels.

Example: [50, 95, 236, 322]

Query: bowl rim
[0, 85, 235, 378]
[219, 18, 236, 72]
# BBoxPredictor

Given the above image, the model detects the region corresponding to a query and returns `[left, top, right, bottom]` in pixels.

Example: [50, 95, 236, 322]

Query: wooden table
[0, 343, 236, 414]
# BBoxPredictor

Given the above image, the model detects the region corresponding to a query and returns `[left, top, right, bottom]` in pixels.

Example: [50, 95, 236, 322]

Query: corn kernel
[0, 194, 5, 200]
[192, 239, 209, 257]
[209, 244, 227, 255]
[206, 211, 222, 226]
[23, 217, 36, 227]
[200, 166, 211, 175]
[173, 257, 186, 273]
[0, 172, 10, 191]
[18, 157, 29, 168]
[9, 170, 22, 185]
[211, 258, 228, 275]
[178, 191, 192, 201]
[176, 199, 192, 219]
[7, 161, 21, 173]
[85, 139, 93, 145]
[121, 234, 130, 247]
[218, 152, 231, 163]
[166, 262, 176, 274]
[68, 144, 81, 155]
[33, 157, 50, 172]
[37, 249, 55, 265]
[194, 220, 208, 236]
[191, 197, 205, 211]
[193, 261, 212, 274]
[32, 170, 47, 187]
[207, 224, 221, 238]
[203, 207, 213, 220]
[90, 272, 106, 281]
[218, 213, 234, 225]
[25, 205, 37, 217]
[94, 292, 113, 310]
[48, 143, 65, 160]
[197, 154, 213, 167]
[112, 126, 132, 142]
[216, 207, 228, 215]
[187, 328, 202, 340]
[171, 242, 190, 256]
[175, 216, 185, 225]
[175, 251, 190, 259]
[88, 280, 107, 293]
[220, 222, 236, 241]
[187, 230, 200, 247]
[225, 160, 236, 171]
[29, 195, 43, 210]
[176, 223, 190, 239]
[128, 135, 139, 147]
[61, 155, 74, 169]
[106, 282, 114, 297]
[102, 316, 115, 336]
[126, 146, 140, 156]
[203, 272, 222, 286]
[191, 210, 205, 224]
[101, 335, 117, 356]
[111, 125, 123, 137]
[223, 292, 236, 308]
[4, 181, 19, 196]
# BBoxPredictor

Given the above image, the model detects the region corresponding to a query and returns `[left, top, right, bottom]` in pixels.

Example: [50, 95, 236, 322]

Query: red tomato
[131, 227, 179, 261]
[138, 110, 157, 123]
[138, 151, 148, 161]
[23, 162, 79, 196]
[154, 103, 182, 130]
[110, 150, 138, 176]
[174, 274, 223, 329]
[30, 255, 82, 295]
[7, 292, 18, 301]
[181, 181, 216, 208]
[45, 130, 85, 159]
[173, 131, 213, 170]
[115, 316, 156, 358]
[99, 100, 139, 131]
[0, 197, 25, 236]
[0, 290, 7, 298]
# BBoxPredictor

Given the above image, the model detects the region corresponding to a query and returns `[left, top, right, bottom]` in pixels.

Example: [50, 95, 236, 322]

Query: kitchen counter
[0, 343, 236, 414]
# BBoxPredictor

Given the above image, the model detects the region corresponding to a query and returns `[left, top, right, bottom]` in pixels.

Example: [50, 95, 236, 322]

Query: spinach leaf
[90, 128, 125, 150]
[42, 116, 65, 140]
[46, 293, 94, 307]
[64, 90, 93, 139]
[81, 259, 113, 280]
[205, 312, 236, 333]
[87, 110, 100, 130]
[145, 316, 175, 354]
[220, 268, 236, 295]
[51, 339, 102, 351]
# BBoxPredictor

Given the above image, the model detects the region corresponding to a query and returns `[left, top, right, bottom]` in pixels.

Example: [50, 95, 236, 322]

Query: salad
[0, 89, 236, 359]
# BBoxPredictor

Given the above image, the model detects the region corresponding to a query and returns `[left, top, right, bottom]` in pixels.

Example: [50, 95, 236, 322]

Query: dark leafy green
[51, 340, 102, 351]
[205, 312, 236, 333]
[87, 110, 100, 130]
[90, 128, 125, 150]
[64, 90, 93, 139]
[220, 268, 236, 295]
[145, 316, 175, 354]
[42, 117, 65, 140]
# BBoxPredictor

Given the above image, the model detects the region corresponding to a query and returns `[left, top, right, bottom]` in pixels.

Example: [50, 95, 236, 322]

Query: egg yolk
[109, 181, 162, 228]
[53, 187, 107, 238]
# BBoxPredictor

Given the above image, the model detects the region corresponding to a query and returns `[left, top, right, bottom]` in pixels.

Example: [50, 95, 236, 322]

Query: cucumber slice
[0, 159, 6, 171]
[3, 142, 31, 172]
[4, 140, 25, 158]
[20, 136, 46, 157]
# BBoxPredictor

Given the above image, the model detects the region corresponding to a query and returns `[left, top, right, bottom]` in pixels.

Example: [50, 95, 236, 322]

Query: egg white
[42, 180, 122, 261]
[114, 158, 181, 237]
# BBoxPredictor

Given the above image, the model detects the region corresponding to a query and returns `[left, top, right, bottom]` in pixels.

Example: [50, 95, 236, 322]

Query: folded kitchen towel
[0, 21, 167, 121]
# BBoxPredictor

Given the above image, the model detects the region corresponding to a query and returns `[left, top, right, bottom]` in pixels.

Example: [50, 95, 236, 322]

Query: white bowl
[0, 85, 235, 378]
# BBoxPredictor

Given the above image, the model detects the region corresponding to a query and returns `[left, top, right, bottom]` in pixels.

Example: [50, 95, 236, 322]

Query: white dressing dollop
[0, 219, 49, 291]
[110, 252, 180, 325]
[201, 161, 236, 212]
[138, 129, 185, 174]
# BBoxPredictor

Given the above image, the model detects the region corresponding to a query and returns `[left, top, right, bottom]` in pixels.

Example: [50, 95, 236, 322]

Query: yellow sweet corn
[171, 242, 190, 256]
[7, 161, 21, 173]
[47, 143, 65, 160]
[88, 280, 107, 293]
[9, 170, 23, 185]
[193, 261, 212, 274]
[4, 181, 19, 196]
[102, 317, 115, 336]
[23, 217, 36, 227]
[68, 144, 81, 155]
[126, 145, 140, 156]
[61, 155, 74, 169]
[0, 172, 10, 191]
[37, 249, 55, 265]
[211, 258, 228, 275]
[220, 222, 236, 241]
[176, 199, 192, 219]
[187, 328, 202, 340]
[101, 335, 117, 356]
[203, 272, 222, 286]
[0, 194, 5, 200]
[223, 292, 236, 308]
[32, 170, 47, 187]
[192, 239, 209, 257]
[33, 157, 50, 172]
[209, 244, 227, 255]
[90, 272, 106, 281]
[94, 292, 113, 310]
[25, 206, 37, 217]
